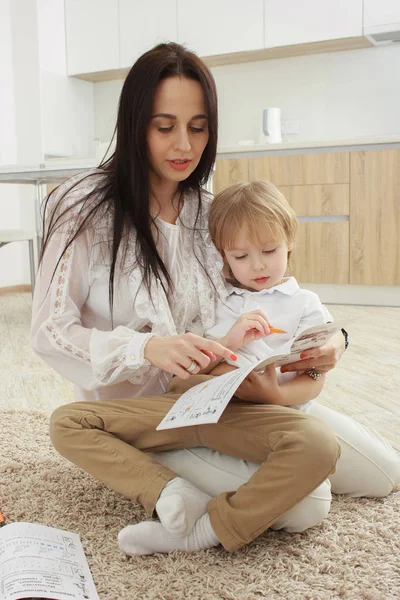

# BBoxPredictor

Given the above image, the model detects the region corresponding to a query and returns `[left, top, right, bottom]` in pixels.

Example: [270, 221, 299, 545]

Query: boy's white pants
[151, 401, 400, 532]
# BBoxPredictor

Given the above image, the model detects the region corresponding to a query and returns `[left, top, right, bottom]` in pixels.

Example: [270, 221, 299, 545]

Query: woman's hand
[220, 310, 271, 351]
[144, 333, 237, 379]
[280, 330, 346, 375]
[234, 364, 284, 405]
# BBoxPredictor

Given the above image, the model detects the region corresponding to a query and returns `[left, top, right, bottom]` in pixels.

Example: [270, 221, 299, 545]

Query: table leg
[34, 181, 45, 264]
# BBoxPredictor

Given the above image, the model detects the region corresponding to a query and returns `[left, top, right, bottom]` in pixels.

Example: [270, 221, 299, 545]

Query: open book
[0, 522, 99, 600]
[157, 322, 341, 430]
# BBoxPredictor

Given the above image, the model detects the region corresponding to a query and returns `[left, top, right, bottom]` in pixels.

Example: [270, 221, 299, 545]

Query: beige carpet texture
[1, 410, 399, 600]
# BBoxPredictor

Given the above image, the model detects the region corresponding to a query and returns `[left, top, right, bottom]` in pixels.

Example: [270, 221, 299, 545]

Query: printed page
[0, 522, 99, 600]
[257, 322, 342, 370]
[157, 323, 342, 430]
[157, 362, 257, 430]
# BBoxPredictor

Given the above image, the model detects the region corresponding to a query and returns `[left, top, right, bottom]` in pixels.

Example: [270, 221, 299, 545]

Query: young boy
[204, 180, 335, 410]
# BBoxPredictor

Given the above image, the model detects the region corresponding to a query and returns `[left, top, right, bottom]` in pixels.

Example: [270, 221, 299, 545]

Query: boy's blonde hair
[209, 181, 297, 252]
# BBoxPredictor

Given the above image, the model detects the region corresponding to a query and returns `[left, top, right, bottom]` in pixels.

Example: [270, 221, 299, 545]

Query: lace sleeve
[31, 180, 158, 391]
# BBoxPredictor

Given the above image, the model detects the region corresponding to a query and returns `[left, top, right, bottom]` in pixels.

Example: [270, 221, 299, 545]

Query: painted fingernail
[231, 354, 238, 360]
[300, 352, 308, 359]
[281, 368, 288, 373]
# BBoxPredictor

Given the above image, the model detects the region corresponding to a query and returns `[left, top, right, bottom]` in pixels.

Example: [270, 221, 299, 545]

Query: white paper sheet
[0, 522, 99, 600]
[157, 323, 341, 430]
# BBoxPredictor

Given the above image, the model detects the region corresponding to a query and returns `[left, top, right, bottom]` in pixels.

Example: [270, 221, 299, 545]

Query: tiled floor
[1, 292, 399, 450]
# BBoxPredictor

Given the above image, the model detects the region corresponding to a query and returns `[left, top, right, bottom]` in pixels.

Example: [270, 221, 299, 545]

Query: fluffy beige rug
[2, 410, 399, 600]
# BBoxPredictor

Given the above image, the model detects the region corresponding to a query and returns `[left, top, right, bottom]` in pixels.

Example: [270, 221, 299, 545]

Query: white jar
[262, 108, 282, 144]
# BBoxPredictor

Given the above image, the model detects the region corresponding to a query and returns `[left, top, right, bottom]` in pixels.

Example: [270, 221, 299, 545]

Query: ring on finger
[186, 359, 198, 373]
[306, 367, 322, 380]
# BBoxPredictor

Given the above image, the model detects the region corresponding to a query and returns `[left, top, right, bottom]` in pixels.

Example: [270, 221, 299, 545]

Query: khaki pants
[50, 379, 340, 552]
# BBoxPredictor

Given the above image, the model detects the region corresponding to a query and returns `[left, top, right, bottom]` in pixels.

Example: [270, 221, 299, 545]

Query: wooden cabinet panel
[249, 152, 349, 185]
[350, 150, 400, 285]
[279, 184, 349, 216]
[213, 159, 249, 194]
[288, 222, 350, 284]
[212, 149, 399, 286]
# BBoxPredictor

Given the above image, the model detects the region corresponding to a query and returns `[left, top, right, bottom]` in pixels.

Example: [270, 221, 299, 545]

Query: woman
[31, 43, 398, 555]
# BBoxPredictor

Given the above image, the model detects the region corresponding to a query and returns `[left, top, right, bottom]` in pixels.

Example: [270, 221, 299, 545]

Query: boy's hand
[235, 363, 284, 404]
[220, 310, 271, 351]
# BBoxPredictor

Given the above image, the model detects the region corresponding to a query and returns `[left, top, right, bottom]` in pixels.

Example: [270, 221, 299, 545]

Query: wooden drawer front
[288, 222, 350, 284]
[249, 152, 350, 185]
[279, 184, 349, 216]
[350, 150, 400, 286]
[213, 158, 249, 194]
[46, 183, 62, 194]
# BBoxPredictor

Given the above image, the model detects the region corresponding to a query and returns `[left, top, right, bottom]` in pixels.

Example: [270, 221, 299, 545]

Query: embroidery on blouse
[44, 320, 90, 362]
[49, 169, 104, 317]
[43, 178, 227, 386]
[45, 171, 105, 369]
[52, 216, 78, 316]
[164, 191, 226, 336]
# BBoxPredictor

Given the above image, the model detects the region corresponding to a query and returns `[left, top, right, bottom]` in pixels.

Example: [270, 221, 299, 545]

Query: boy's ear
[287, 242, 294, 252]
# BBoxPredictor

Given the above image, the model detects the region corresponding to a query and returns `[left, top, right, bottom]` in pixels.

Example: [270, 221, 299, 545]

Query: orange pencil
[269, 326, 286, 334]
[0, 511, 5, 527]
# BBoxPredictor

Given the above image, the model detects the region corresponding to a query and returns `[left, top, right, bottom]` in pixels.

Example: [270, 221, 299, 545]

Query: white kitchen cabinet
[363, 0, 400, 30]
[119, 0, 177, 69]
[65, 0, 119, 75]
[264, 0, 363, 48]
[177, 0, 264, 57]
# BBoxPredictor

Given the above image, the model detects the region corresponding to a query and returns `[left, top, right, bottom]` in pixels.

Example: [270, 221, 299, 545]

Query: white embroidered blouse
[31, 170, 227, 401]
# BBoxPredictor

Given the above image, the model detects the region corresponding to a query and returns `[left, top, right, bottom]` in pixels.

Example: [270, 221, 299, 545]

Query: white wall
[215, 44, 400, 145]
[0, 0, 95, 288]
[37, 0, 95, 159]
[0, 0, 17, 167]
[0, 0, 42, 288]
[93, 44, 400, 146]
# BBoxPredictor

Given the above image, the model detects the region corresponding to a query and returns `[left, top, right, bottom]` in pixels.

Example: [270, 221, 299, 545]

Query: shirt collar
[226, 276, 300, 298]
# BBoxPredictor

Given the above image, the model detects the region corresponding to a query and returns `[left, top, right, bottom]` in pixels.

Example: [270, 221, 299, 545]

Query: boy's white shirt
[157, 278, 334, 429]
[205, 276, 333, 384]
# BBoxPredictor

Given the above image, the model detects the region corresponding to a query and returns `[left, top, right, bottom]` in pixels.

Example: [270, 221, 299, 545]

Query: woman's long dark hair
[41, 42, 218, 312]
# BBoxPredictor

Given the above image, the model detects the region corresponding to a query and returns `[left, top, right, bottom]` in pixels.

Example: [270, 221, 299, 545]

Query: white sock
[155, 477, 212, 537]
[118, 513, 220, 555]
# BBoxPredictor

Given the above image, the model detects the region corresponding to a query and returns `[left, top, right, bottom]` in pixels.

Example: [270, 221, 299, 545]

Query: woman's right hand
[144, 333, 238, 379]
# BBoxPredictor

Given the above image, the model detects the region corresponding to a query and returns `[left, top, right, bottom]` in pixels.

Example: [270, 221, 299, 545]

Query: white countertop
[0, 158, 97, 183]
[218, 134, 400, 154]
[1, 135, 400, 182]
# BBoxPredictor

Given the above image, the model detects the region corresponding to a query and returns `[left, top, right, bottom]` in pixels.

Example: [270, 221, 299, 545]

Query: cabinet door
[289, 222, 350, 284]
[249, 152, 350, 186]
[350, 150, 400, 285]
[119, 0, 177, 68]
[282, 184, 350, 284]
[264, 0, 363, 48]
[280, 184, 349, 216]
[363, 0, 400, 29]
[177, 0, 264, 57]
[65, 0, 119, 75]
[213, 159, 249, 194]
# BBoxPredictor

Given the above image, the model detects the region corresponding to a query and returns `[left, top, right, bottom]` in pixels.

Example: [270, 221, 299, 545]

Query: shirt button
[131, 355, 136, 361]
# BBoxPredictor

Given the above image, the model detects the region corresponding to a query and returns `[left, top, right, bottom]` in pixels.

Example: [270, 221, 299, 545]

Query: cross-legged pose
[30, 43, 393, 557]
